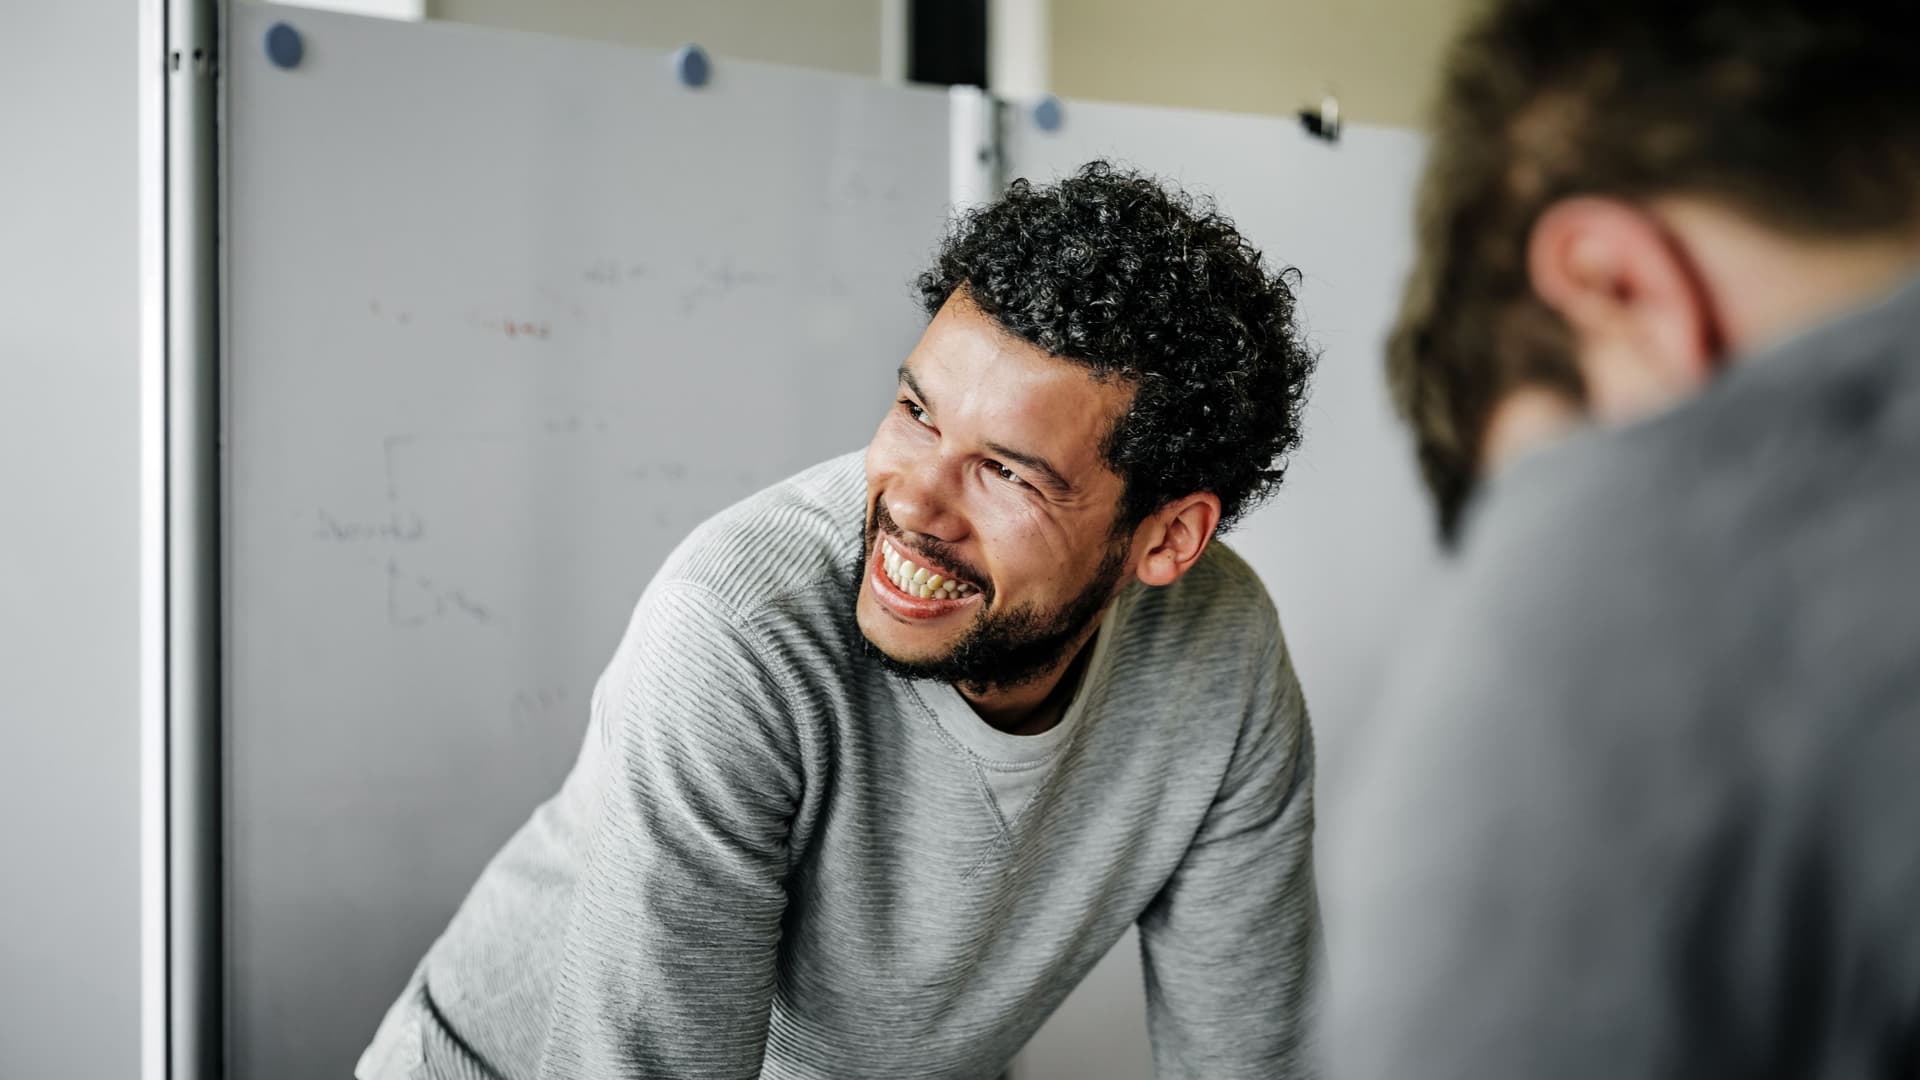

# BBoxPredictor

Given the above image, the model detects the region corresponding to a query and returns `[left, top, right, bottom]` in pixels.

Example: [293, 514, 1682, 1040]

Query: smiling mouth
[876, 537, 980, 602]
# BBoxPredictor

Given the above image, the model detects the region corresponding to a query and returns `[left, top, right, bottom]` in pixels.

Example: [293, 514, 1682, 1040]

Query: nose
[886, 459, 967, 544]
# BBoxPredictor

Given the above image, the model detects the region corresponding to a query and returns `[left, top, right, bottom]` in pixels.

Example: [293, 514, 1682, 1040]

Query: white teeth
[878, 538, 977, 600]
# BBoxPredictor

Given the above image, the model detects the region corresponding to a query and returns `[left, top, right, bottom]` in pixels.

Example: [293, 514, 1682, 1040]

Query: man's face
[855, 294, 1136, 693]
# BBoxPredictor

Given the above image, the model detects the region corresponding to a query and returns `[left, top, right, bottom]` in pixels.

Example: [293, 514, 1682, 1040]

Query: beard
[853, 499, 1128, 695]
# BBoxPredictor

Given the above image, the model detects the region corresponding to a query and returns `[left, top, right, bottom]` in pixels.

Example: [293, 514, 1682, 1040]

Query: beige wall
[421, 1, 1473, 126]
[427, 0, 887, 75]
[1050, 0, 1479, 128]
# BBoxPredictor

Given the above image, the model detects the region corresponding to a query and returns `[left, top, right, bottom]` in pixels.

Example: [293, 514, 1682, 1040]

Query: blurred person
[358, 163, 1322, 1080]
[1322, 0, 1920, 1076]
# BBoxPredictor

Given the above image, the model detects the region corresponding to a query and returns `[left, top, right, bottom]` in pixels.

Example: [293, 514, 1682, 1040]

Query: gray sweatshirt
[359, 451, 1319, 1080]
[1324, 273, 1920, 1078]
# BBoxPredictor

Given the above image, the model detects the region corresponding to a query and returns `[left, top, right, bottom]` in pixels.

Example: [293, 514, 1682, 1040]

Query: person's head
[855, 161, 1315, 696]
[1391, 0, 1920, 542]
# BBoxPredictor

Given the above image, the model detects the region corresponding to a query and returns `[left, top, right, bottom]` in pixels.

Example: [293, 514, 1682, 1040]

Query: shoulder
[1122, 540, 1285, 661]
[610, 452, 864, 725]
[1347, 432, 1728, 856]
[651, 450, 865, 624]
[1451, 423, 1718, 662]
[604, 459, 860, 769]
[1104, 542, 1298, 746]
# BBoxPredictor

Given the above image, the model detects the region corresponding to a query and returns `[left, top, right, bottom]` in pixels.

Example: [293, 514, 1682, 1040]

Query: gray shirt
[360, 451, 1319, 1080]
[1324, 273, 1920, 1078]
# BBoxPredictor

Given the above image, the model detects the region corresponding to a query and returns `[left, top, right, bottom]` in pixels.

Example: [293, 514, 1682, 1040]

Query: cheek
[976, 505, 1081, 593]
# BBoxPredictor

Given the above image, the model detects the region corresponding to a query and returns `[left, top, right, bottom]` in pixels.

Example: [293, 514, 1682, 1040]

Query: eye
[987, 461, 1032, 490]
[900, 398, 933, 427]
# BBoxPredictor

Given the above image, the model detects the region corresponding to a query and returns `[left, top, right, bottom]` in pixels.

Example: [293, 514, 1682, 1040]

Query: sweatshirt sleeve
[1137, 630, 1321, 1079]
[536, 580, 807, 1080]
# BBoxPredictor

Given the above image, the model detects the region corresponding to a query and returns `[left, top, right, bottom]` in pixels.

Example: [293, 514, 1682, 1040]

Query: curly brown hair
[1392, 0, 1920, 541]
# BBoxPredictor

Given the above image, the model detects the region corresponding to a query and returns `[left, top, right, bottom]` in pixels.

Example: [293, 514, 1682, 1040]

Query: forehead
[905, 298, 1132, 478]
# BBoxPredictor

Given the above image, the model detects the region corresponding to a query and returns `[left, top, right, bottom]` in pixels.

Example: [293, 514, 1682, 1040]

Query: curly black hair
[917, 160, 1315, 533]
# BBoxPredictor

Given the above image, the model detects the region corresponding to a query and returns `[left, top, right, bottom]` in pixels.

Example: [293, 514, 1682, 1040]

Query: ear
[1131, 493, 1222, 588]
[1527, 196, 1720, 419]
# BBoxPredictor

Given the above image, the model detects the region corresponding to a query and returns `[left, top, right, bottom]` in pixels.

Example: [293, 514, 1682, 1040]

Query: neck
[1480, 384, 1585, 477]
[959, 625, 1101, 736]
[1484, 211, 1920, 477]
[1655, 197, 1920, 358]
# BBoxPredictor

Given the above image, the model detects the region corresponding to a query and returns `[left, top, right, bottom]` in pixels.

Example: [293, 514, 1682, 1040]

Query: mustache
[871, 497, 993, 599]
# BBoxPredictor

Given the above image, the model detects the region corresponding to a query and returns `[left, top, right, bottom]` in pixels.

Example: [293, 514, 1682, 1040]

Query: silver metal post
[164, 0, 223, 1075]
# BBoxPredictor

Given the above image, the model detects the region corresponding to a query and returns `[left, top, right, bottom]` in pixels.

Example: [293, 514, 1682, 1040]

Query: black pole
[908, 0, 989, 89]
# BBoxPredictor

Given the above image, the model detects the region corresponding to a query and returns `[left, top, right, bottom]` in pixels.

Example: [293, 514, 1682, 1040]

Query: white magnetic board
[226, 7, 952, 1076]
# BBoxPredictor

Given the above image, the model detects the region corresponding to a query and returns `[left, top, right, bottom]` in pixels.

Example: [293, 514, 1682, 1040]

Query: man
[360, 162, 1321, 1080]
[1324, 1, 1920, 1077]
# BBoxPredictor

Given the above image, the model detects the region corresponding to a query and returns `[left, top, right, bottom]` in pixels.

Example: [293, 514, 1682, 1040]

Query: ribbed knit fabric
[357, 451, 1319, 1080]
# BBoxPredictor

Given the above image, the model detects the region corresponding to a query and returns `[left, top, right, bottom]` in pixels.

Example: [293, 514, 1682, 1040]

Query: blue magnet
[265, 22, 304, 70]
[1033, 95, 1064, 133]
[672, 44, 711, 89]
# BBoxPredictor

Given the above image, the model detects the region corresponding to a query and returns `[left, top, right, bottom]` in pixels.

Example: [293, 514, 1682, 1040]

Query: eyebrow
[897, 365, 1077, 496]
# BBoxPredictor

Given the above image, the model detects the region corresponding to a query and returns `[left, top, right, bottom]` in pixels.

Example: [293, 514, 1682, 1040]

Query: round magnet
[1033, 95, 1064, 133]
[672, 44, 711, 89]
[265, 22, 304, 70]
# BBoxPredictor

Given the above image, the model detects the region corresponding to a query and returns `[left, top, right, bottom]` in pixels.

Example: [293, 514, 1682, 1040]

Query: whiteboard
[1001, 99, 1437, 1080]
[225, 7, 951, 1077]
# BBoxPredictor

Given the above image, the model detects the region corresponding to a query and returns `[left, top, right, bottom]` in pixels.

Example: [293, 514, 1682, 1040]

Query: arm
[1137, 633, 1321, 1080]
[536, 582, 807, 1080]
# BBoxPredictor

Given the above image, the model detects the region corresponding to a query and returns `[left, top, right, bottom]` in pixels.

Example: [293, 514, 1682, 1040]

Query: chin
[855, 582, 958, 664]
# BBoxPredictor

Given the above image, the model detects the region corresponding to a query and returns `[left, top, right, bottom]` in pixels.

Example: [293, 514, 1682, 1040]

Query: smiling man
[359, 162, 1321, 1080]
